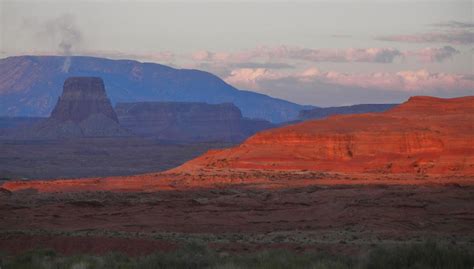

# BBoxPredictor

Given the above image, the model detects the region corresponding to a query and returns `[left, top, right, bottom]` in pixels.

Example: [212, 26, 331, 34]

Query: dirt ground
[1, 175, 473, 256]
[0, 138, 232, 180]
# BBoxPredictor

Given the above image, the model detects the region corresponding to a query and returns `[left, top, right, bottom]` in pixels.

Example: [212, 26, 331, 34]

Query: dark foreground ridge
[1, 241, 472, 269]
[0, 184, 473, 268]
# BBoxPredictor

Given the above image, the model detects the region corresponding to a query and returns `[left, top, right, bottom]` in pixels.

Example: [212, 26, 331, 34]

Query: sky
[1, 0, 473, 106]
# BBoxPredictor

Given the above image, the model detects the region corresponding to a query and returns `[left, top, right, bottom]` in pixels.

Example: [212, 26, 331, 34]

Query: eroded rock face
[175, 96, 474, 175]
[115, 102, 274, 142]
[16, 77, 129, 138]
[51, 77, 119, 123]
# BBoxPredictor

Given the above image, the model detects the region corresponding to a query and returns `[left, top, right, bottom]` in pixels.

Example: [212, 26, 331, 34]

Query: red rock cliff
[175, 96, 474, 175]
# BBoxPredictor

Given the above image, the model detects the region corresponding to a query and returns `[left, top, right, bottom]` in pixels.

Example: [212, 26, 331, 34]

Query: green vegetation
[1, 241, 472, 269]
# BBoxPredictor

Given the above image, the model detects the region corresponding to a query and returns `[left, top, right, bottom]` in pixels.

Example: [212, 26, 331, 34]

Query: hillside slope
[174, 96, 474, 175]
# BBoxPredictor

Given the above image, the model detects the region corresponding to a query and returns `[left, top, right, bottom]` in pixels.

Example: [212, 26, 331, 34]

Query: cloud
[225, 68, 284, 89]
[193, 46, 404, 64]
[224, 67, 474, 93]
[83, 50, 175, 63]
[17, 15, 174, 69]
[192, 50, 254, 63]
[280, 47, 402, 63]
[44, 15, 82, 72]
[21, 14, 83, 72]
[377, 20, 474, 45]
[377, 29, 473, 45]
[231, 62, 294, 69]
[192, 46, 402, 63]
[314, 69, 473, 91]
[186, 58, 295, 80]
[192, 45, 461, 66]
[192, 50, 213, 61]
[432, 21, 474, 29]
[404, 46, 460, 63]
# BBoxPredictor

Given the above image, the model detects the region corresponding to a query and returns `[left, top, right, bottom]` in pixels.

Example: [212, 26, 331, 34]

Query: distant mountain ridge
[0, 55, 311, 123]
[1, 75, 274, 142]
[116, 101, 274, 142]
[298, 103, 397, 121]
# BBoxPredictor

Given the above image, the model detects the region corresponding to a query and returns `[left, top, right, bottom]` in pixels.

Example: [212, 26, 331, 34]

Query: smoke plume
[37, 14, 83, 72]
[51, 15, 82, 72]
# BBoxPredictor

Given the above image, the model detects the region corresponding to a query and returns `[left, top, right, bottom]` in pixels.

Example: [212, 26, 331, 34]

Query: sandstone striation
[115, 102, 274, 142]
[50, 77, 119, 123]
[174, 96, 474, 175]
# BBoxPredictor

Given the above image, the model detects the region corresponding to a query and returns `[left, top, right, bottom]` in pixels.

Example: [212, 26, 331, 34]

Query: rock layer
[17, 77, 129, 138]
[115, 102, 274, 142]
[174, 96, 474, 175]
[51, 77, 119, 123]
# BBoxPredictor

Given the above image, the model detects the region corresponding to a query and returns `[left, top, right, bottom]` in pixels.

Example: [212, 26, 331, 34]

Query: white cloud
[224, 67, 474, 92]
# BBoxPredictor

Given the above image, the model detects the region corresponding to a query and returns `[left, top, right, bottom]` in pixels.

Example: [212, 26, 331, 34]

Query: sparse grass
[365, 241, 474, 269]
[1, 241, 473, 269]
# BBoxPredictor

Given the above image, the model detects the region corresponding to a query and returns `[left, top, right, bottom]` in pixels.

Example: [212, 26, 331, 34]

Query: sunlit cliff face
[2, 96, 473, 195]
[175, 96, 474, 175]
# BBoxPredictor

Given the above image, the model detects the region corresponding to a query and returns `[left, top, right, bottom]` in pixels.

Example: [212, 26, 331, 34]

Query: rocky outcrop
[387, 96, 473, 115]
[14, 77, 129, 138]
[175, 96, 474, 175]
[298, 104, 397, 121]
[50, 77, 119, 123]
[115, 102, 274, 142]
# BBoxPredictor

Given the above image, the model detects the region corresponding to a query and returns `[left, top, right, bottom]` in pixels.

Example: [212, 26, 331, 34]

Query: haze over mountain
[0, 56, 311, 123]
[298, 104, 397, 121]
[116, 102, 274, 143]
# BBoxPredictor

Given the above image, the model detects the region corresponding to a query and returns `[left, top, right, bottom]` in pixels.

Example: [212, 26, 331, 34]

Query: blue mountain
[0, 56, 311, 123]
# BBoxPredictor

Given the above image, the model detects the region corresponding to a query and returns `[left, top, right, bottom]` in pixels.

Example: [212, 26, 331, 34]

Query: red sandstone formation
[174, 96, 474, 175]
[1, 96, 473, 259]
[1, 96, 473, 194]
